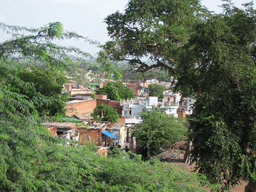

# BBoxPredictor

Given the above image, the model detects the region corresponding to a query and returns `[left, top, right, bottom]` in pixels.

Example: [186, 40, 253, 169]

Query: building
[44, 121, 117, 146]
[121, 90, 194, 118]
[65, 99, 96, 116]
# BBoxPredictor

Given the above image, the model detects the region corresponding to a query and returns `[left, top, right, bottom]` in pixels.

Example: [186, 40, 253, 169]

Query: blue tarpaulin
[102, 130, 116, 138]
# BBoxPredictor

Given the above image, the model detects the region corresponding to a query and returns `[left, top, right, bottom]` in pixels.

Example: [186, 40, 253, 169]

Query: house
[44, 121, 117, 146]
[43, 122, 79, 142]
[125, 81, 142, 96]
[107, 123, 127, 147]
[78, 121, 115, 146]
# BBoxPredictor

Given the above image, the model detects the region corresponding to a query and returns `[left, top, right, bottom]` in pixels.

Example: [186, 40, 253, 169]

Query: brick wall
[48, 127, 57, 137]
[126, 83, 141, 96]
[177, 109, 186, 118]
[78, 128, 101, 145]
[96, 94, 107, 100]
[97, 99, 120, 106]
[65, 99, 97, 116]
[118, 116, 126, 126]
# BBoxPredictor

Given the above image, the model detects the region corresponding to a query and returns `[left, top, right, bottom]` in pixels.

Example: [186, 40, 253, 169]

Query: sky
[0, 0, 254, 57]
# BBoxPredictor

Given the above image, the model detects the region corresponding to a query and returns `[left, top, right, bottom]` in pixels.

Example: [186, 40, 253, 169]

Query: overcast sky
[0, 0, 254, 57]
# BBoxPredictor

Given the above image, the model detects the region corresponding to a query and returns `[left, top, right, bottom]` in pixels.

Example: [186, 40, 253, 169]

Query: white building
[121, 90, 195, 118]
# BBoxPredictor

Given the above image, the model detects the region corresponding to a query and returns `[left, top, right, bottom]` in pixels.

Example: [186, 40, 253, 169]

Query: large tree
[179, 6, 256, 189]
[103, 0, 204, 72]
[104, 0, 256, 190]
[133, 108, 187, 159]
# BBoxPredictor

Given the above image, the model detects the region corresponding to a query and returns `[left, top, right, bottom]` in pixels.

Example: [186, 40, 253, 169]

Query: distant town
[44, 69, 195, 157]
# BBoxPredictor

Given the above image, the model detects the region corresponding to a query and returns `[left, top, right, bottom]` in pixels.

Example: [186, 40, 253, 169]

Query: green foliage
[2, 64, 69, 117]
[104, 0, 256, 189]
[133, 108, 187, 159]
[96, 81, 134, 101]
[0, 113, 207, 191]
[16, 66, 67, 96]
[0, 22, 209, 192]
[120, 67, 171, 82]
[148, 84, 166, 99]
[91, 104, 119, 122]
[103, 0, 205, 72]
[97, 51, 123, 80]
[175, 5, 256, 189]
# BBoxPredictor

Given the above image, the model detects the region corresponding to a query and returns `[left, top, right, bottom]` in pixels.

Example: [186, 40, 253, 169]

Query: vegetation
[0, 117, 208, 191]
[103, 0, 203, 72]
[104, 0, 256, 190]
[15, 66, 68, 116]
[133, 108, 187, 159]
[97, 51, 123, 80]
[148, 84, 166, 99]
[96, 81, 134, 101]
[91, 104, 120, 122]
[182, 6, 256, 189]
[0, 19, 211, 192]
[120, 66, 171, 82]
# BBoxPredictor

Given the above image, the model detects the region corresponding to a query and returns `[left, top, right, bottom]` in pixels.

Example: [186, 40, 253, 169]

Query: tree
[96, 81, 134, 101]
[9, 66, 69, 116]
[0, 22, 96, 118]
[174, 5, 256, 189]
[103, 0, 204, 72]
[133, 108, 187, 159]
[97, 51, 123, 80]
[148, 84, 166, 99]
[104, 0, 256, 190]
[91, 104, 119, 122]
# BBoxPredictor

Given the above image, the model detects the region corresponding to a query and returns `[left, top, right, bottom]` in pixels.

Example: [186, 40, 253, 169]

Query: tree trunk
[245, 180, 256, 192]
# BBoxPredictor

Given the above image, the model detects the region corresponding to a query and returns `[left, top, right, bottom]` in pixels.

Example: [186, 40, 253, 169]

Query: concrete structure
[108, 124, 126, 147]
[121, 90, 194, 118]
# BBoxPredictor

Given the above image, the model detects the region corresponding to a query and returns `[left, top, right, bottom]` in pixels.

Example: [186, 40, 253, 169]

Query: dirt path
[173, 162, 247, 192]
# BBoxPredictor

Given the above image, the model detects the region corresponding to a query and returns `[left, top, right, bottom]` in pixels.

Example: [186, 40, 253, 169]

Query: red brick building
[65, 99, 96, 116]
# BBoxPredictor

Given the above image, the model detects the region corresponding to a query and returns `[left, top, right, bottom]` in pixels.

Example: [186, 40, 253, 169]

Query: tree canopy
[148, 83, 166, 99]
[91, 104, 120, 122]
[104, 0, 256, 190]
[133, 108, 187, 159]
[11, 66, 68, 116]
[103, 0, 204, 72]
[96, 81, 134, 101]
[180, 7, 256, 189]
